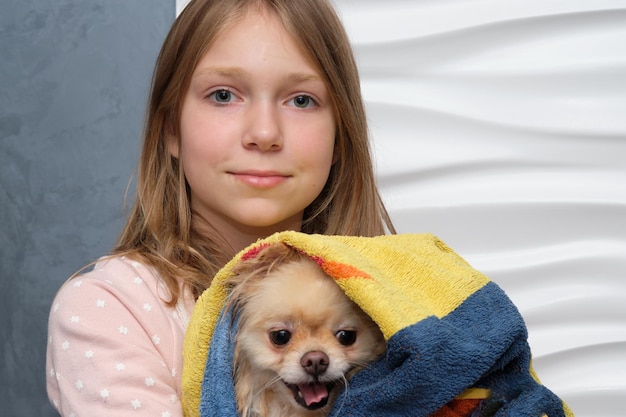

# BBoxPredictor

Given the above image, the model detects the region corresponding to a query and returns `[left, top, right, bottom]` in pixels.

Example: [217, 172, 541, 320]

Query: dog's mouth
[286, 381, 334, 410]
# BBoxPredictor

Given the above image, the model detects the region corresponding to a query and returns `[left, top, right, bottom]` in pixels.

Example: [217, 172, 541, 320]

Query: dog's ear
[230, 243, 298, 280]
[224, 242, 306, 317]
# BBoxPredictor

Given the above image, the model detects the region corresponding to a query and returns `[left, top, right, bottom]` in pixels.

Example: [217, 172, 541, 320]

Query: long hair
[113, 0, 395, 305]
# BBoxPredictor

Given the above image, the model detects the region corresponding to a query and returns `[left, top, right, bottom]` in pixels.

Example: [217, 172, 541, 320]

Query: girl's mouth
[230, 171, 290, 189]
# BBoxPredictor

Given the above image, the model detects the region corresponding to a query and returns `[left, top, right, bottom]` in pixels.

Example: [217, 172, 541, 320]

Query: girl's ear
[166, 133, 180, 158]
[165, 120, 180, 158]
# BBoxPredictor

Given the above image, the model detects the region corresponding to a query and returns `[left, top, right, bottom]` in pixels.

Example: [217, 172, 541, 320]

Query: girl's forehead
[193, 9, 322, 81]
[207, 10, 299, 56]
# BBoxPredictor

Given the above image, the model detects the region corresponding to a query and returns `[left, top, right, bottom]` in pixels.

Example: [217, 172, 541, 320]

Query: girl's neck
[191, 210, 303, 261]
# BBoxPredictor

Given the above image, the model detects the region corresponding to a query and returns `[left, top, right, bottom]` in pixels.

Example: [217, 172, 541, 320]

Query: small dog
[225, 243, 386, 417]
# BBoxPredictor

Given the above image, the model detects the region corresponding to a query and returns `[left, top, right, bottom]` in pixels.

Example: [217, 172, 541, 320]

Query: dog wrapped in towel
[182, 231, 574, 417]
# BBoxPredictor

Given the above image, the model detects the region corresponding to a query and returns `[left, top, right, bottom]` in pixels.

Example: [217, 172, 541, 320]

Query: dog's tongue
[298, 382, 328, 406]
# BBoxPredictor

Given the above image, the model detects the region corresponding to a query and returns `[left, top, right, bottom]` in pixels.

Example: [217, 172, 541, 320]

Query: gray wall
[0, 1, 174, 415]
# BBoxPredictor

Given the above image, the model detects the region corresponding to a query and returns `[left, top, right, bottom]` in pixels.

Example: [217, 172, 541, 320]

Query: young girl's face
[169, 8, 336, 241]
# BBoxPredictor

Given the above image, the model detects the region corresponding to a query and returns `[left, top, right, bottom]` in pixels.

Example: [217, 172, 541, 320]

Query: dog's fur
[225, 243, 386, 417]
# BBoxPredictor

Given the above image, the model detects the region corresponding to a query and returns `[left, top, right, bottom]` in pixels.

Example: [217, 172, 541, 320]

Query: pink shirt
[46, 256, 196, 417]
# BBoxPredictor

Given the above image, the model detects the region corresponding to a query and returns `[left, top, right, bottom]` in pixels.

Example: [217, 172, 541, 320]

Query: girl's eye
[208, 89, 235, 104]
[336, 330, 357, 346]
[269, 330, 291, 346]
[290, 94, 316, 109]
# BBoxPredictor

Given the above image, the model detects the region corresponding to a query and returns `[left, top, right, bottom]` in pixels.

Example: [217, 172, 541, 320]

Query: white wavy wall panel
[177, 0, 626, 415]
[336, 1, 626, 415]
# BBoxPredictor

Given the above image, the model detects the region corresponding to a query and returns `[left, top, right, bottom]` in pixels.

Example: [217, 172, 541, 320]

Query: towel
[182, 231, 573, 417]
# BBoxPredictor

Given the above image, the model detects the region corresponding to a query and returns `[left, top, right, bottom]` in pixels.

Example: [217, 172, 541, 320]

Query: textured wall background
[0, 1, 173, 416]
[334, 1, 626, 415]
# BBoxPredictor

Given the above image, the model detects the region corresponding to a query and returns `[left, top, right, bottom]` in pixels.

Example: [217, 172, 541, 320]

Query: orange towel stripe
[430, 398, 482, 417]
[318, 259, 372, 280]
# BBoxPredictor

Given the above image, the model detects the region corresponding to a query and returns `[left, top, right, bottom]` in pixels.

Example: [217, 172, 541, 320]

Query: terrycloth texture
[182, 232, 573, 417]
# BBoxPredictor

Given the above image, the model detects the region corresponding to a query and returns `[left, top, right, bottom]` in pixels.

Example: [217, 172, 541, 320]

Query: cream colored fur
[225, 244, 385, 417]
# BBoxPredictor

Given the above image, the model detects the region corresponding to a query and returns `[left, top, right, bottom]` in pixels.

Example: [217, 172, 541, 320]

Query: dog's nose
[301, 351, 329, 376]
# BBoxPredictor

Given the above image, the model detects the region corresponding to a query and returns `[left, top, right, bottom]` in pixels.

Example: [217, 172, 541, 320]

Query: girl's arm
[46, 257, 190, 417]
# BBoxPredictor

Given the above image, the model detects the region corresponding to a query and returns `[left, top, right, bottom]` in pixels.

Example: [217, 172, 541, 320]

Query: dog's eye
[336, 330, 357, 346]
[269, 330, 291, 346]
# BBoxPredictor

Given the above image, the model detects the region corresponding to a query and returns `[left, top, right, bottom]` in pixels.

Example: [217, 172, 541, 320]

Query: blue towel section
[200, 309, 239, 417]
[199, 282, 567, 417]
[325, 282, 567, 417]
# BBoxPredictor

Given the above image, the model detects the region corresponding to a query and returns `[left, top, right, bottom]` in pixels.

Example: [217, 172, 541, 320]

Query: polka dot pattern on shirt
[46, 256, 195, 417]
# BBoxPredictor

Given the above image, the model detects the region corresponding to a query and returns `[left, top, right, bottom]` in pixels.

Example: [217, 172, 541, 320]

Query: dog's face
[228, 245, 385, 416]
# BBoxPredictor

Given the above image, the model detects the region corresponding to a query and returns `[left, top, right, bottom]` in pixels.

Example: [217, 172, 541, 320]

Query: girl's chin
[233, 211, 304, 233]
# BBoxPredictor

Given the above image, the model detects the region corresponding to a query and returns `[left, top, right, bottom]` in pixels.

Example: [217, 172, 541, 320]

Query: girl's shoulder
[56, 255, 162, 298]
[51, 255, 188, 323]
[49, 254, 195, 341]
[47, 256, 193, 415]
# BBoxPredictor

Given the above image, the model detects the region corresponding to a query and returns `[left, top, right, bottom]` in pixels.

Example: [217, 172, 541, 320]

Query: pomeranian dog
[225, 243, 386, 417]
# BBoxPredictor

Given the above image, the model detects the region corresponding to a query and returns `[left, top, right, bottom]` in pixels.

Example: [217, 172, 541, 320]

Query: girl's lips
[231, 171, 290, 188]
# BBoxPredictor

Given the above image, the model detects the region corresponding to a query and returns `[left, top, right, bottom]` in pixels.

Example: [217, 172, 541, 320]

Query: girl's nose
[242, 100, 283, 151]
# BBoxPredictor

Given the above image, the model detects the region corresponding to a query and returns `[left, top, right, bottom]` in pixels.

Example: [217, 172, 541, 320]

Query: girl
[46, 0, 395, 415]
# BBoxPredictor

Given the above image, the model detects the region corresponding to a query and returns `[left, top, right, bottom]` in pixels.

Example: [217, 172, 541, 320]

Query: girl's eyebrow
[193, 66, 249, 79]
[193, 66, 323, 84]
[286, 72, 322, 83]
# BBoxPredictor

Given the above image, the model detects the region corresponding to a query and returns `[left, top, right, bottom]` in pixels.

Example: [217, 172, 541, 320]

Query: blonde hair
[113, 0, 395, 304]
